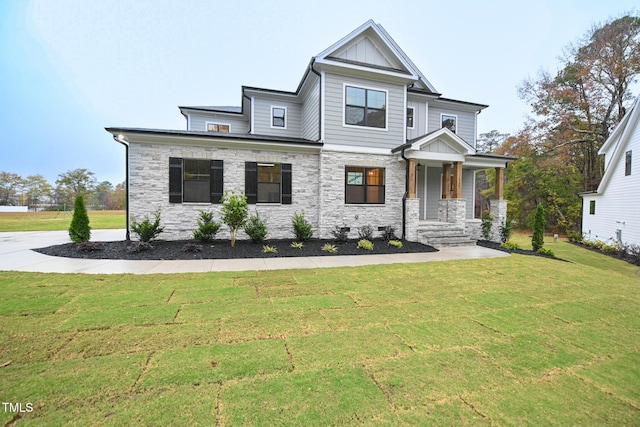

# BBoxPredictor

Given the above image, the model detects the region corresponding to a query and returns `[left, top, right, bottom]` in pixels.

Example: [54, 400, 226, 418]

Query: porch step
[417, 222, 476, 248]
[421, 235, 477, 248]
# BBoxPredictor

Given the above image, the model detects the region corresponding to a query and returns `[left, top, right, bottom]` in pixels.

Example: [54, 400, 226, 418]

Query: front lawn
[0, 240, 638, 425]
[0, 210, 125, 232]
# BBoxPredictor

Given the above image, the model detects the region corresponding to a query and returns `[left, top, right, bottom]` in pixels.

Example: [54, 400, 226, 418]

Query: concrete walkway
[0, 230, 510, 275]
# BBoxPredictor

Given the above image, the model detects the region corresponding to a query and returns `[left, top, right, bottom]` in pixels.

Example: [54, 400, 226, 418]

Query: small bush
[537, 247, 555, 257]
[262, 244, 278, 253]
[127, 242, 154, 253]
[500, 241, 520, 251]
[357, 239, 374, 251]
[331, 226, 349, 243]
[499, 217, 513, 243]
[292, 211, 313, 242]
[182, 243, 203, 253]
[131, 210, 164, 243]
[381, 226, 397, 241]
[322, 243, 338, 253]
[193, 210, 221, 242]
[290, 242, 304, 249]
[244, 211, 268, 243]
[620, 243, 640, 265]
[481, 211, 493, 240]
[358, 224, 374, 240]
[77, 242, 103, 252]
[221, 191, 248, 247]
[69, 195, 91, 243]
[567, 230, 583, 243]
[388, 240, 403, 249]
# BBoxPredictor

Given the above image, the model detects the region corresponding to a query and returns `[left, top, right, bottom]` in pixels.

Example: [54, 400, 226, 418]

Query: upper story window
[271, 107, 287, 128]
[441, 114, 457, 133]
[626, 150, 632, 176]
[345, 86, 386, 129]
[206, 123, 230, 133]
[345, 166, 385, 204]
[407, 107, 415, 129]
[589, 200, 596, 215]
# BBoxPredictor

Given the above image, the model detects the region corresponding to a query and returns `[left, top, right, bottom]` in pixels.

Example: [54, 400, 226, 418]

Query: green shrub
[193, 210, 221, 242]
[388, 240, 403, 248]
[481, 211, 493, 240]
[331, 226, 349, 243]
[221, 191, 248, 247]
[500, 241, 520, 251]
[290, 241, 304, 249]
[537, 247, 555, 257]
[532, 203, 546, 252]
[499, 217, 513, 243]
[262, 245, 277, 253]
[381, 226, 397, 241]
[292, 211, 313, 242]
[567, 230, 583, 243]
[131, 210, 164, 243]
[69, 195, 91, 243]
[322, 243, 338, 253]
[357, 239, 374, 250]
[244, 211, 268, 242]
[358, 224, 374, 240]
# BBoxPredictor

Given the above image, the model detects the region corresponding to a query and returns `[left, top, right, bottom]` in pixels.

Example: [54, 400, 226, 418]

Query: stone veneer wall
[128, 142, 320, 240]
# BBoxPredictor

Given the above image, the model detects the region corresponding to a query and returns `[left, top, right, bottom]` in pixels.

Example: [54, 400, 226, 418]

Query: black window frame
[169, 157, 223, 204]
[589, 200, 596, 215]
[407, 107, 415, 129]
[344, 166, 385, 204]
[344, 86, 387, 129]
[245, 162, 292, 204]
[625, 150, 632, 176]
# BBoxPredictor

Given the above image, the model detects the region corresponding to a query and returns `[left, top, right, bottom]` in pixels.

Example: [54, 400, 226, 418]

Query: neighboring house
[107, 20, 514, 246]
[580, 94, 640, 246]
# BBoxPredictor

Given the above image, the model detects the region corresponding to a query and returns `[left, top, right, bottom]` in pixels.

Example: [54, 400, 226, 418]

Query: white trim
[424, 102, 429, 134]
[250, 97, 255, 134]
[440, 113, 458, 134]
[205, 121, 231, 133]
[342, 83, 389, 132]
[471, 170, 476, 219]
[322, 143, 391, 155]
[423, 165, 428, 219]
[187, 113, 192, 131]
[320, 71, 326, 142]
[473, 111, 478, 150]
[406, 106, 415, 130]
[270, 106, 287, 129]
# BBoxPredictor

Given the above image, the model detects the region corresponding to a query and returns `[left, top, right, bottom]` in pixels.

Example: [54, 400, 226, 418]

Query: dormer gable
[328, 33, 405, 72]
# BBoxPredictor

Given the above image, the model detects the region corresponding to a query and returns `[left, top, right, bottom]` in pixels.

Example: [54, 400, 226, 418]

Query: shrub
[481, 211, 493, 240]
[292, 211, 313, 242]
[567, 230, 583, 243]
[127, 241, 154, 253]
[381, 226, 397, 241]
[537, 247, 555, 257]
[262, 244, 277, 253]
[499, 217, 513, 243]
[193, 210, 221, 242]
[620, 243, 640, 265]
[182, 243, 202, 253]
[357, 239, 374, 250]
[531, 203, 546, 252]
[500, 241, 520, 251]
[388, 240, 403, 248]
[131, 210, 164, 243]
[358, 224, 374, 240]
[221, 191, 248, 247]
[290, 241, 304, 249]
[244, 211, 268, 243]
[69, 195, 91, 243]
[322, 243, 338, 253]
[331, 226, 349, 243]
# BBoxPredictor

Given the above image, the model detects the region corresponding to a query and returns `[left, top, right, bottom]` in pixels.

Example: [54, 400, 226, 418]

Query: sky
[1, 0, 638, 186]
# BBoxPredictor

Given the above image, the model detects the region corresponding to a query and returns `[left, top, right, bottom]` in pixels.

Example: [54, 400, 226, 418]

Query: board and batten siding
[188, 113, 250, 133]
[406, 99, 427, 140]
[301, 76, 320, 141]
[252, 97, 302, 137]
[428, 106, 476, 148]
[323, 73, 405, 150]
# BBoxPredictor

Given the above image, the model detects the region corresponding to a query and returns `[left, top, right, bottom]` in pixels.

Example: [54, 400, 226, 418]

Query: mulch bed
[35, 238, 438, 261]
[476, 240, 569, 262]
[568, 241, 640, 266]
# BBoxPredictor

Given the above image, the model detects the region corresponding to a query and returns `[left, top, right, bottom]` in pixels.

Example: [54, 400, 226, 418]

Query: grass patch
[0, 210, 125, 232]
[0, 239, 639, 424]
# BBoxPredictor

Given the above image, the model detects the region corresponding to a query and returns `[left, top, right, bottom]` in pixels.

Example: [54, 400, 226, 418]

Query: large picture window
[345, 86, 386, 128]
[169, 158, 223, 204]
[245, 162, 292, 204]
[345, 166, 385, 204]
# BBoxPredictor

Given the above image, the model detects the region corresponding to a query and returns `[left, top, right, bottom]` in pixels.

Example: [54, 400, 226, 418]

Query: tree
[0, 172, 23, 206]
[532, 204, 546, 252]
[92, 181, 113, 210]
[220, 191, 248, 247]
[69, 195, 91, 243]
[106, 182, 126, 210]
[56, 168, 96, 202]
[477, 130, 509, 154]
[22, 175, 53, 209]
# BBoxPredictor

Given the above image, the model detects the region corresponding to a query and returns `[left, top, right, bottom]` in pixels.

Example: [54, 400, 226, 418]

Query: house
[580, 94, 640, 246]
[106, 20, 514, 246]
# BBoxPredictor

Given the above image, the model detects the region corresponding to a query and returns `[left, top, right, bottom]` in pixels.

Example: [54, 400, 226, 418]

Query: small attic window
[625, 151, 632, 176]
[207, 123, 230, 133]
[407, 107, 415, 129]
[271, 107, 287, 128]
[441, 114, 457, 133]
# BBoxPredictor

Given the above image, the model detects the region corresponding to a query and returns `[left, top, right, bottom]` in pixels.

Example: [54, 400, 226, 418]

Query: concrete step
[423, 235, 477, 248]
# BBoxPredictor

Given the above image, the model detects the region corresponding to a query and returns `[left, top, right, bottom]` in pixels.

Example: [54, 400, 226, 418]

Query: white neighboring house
[581, 94, 640, 246]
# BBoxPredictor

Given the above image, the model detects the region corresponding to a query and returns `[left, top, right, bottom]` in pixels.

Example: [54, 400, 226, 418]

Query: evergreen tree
[532, 204, 546, 252]
[69, 195, 91, 243]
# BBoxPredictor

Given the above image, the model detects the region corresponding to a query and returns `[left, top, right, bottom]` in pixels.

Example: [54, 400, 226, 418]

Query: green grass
[1, 242, 639, 425]
[0, 210, 125, 232]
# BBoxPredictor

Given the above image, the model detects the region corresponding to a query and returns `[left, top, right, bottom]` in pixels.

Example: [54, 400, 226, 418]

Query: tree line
[478, 14, 639, 234]
[0, 168, 125, 211]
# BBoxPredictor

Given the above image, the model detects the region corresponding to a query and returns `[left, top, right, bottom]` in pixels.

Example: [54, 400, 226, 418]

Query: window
[271, 107, 286, 128]
[245, 162, 292, 204]
[345, 166, 385, 204]
[206, 123, 230, 133]
[169, 158, 223, 203]
[441, 114, 457, 133]
[345, 86, 386, 128]
[589, 200, 596, 215]
[626, 150, 632, 176]
[407, 107, 415, 129]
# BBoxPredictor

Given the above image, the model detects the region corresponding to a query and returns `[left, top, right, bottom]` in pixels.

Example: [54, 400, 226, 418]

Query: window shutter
[281, 163, 292, 204]
[169, 157, 183, 203]
[245, 162, 258, 204]
[210, 160, 224, 203]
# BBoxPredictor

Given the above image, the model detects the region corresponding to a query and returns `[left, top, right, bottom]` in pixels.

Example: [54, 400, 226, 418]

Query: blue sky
[1, 0, 638, 186]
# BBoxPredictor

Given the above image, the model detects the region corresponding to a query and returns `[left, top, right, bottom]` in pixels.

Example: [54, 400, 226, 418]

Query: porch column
[495, 167, 504, 200]
[408, 158, 417, 199]
[442, 164, 451, 199]
[452, 161, 463, 199]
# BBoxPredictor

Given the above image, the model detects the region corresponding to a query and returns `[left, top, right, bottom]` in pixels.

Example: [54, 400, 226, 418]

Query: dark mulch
[568, 241, 640, 266]
[35, 238, 438, 261]
[476, 240, 569, 262]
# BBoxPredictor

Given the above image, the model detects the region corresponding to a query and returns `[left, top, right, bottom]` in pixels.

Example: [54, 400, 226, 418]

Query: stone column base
[404, 198, 420, 242]
[438, 199, 466, 225]
[489, 199, 508, 242]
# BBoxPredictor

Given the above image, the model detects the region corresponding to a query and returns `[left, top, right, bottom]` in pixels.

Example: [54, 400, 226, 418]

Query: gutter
[309, 58, 322, 141]
[400, 146, 409, 240]
[112, 134, 131, 241]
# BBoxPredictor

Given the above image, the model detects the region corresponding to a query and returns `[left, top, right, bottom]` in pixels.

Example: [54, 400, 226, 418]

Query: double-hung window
[345, 166, 385, 204]
[169, 158, 223, 203]
[407, 107, 415, 129]
[271, 107, 287, 128]
[245, 162, 292, 204]
[345, 86, 386, 128]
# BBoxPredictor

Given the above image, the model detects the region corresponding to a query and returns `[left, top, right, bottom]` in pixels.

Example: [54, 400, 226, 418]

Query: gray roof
[179, 106, 243, 114]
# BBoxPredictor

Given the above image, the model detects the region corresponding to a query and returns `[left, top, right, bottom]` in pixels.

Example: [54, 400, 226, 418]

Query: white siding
[428, 106, 476, 148]
[252, 97, 302, 137]
[301, 76, 320, 141]
[188, 113, 249, 133]
[324, 72, 405, 150]
[407, 99, 427, 140]
[423, 167, 475, 220]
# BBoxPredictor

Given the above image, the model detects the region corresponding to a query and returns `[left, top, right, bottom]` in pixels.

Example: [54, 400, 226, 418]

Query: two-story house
[107, 20, 514, 246]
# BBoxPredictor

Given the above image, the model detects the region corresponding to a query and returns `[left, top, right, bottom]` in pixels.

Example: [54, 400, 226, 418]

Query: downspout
[113, 135, 130, 241]
[309, 58, 322, 141]
[400, 147, 409, 240]
[243, 93, 252, 134]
